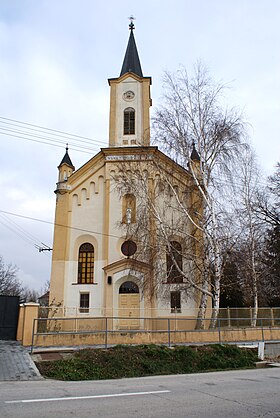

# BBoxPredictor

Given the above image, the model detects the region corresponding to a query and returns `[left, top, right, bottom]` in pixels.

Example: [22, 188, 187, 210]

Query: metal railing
[31, 315, 280, 353]
[38, 306, 280, 322]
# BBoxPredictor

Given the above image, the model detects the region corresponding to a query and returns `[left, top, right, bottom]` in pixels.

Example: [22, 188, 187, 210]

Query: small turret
[56, 145, 75, 193]
[189, 142, 202, 181]
[190, 142, 201, 162]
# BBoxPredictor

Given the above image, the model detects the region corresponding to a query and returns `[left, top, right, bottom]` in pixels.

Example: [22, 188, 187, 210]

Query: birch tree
[114, 63, 248, 328]
[152, 63, 247, 327]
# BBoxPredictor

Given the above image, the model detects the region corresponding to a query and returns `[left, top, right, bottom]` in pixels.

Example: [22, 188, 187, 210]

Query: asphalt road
[1, 368, 280, 417]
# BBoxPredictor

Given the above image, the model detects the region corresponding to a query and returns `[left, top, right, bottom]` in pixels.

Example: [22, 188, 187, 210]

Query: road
[1, 368, 280, 417]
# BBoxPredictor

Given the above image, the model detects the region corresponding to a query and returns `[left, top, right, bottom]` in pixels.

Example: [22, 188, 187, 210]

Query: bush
[36, 344, 258, 381]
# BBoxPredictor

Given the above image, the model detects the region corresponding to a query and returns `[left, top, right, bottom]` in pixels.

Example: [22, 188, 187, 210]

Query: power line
[0, 126, 100, 153]
[0, 209, 123, 240]
[0, 130, 96, 155]
[0, 115, 109, 155]
[0, 116, 107, 146]
[0, 214, 51, 257]
[0, 213, 45, 245]
[0, 120, 105, 149]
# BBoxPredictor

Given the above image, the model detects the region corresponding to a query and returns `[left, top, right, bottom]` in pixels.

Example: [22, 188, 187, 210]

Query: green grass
[36, 344, 258, 381]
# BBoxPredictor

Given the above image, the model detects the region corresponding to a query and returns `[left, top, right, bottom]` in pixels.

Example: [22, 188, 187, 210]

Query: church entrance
[118, 281, 140, 329]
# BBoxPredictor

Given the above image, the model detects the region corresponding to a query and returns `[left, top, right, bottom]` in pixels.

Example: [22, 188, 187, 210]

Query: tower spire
[58, 144, 75, 169]
[120, 17, 143, 77]
[191, 141, 201, 162]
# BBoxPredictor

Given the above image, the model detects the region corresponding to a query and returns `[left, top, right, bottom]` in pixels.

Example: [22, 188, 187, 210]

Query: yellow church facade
[49, 23, 203, 325]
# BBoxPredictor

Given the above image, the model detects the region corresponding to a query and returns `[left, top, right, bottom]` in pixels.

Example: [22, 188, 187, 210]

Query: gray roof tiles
[120, 29, 143, 78]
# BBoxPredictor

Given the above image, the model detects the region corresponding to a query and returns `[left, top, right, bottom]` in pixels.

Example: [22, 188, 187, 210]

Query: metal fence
[38, 306, 280, 324]
[31, 315, 280, 353]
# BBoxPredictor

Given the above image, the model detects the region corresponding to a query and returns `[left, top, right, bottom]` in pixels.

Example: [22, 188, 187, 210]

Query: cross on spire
[128, 15, 135, 30]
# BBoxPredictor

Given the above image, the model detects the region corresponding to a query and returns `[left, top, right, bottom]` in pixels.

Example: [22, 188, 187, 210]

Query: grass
[36, 344, 258, 381]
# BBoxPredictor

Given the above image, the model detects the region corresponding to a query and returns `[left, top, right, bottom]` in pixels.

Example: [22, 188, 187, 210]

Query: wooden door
[118, 293, 140, 329]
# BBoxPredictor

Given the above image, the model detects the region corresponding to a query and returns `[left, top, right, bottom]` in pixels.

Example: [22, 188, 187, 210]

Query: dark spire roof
[190, 142, 201, 162]
[120, 22, 143, 77]
[58, 145, 75, 169]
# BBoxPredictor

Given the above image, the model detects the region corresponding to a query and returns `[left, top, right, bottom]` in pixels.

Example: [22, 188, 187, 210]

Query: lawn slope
[36, 344, 258, 381]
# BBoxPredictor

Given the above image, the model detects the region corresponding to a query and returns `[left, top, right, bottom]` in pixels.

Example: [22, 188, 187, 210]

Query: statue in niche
[126, 207, 132, 224]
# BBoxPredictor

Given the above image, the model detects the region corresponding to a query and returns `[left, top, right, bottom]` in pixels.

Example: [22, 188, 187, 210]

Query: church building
[49, 22, 202, 326]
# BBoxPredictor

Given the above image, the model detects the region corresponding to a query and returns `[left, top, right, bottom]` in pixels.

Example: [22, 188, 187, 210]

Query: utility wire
[0, 126, 99, 152]
[0, 116, 107, 146]
[0, 115, 109, 155]
[0, 209, 123, 240]
[0, 120, 105, 149]
[0, 213, 43, 245]
[0, 213, 52, 250]
[0, 214, 51, 257]
[0, 130, 96, 155]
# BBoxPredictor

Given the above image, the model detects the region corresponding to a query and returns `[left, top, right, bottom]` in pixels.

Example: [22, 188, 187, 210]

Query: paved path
[0, 341, 42, 381]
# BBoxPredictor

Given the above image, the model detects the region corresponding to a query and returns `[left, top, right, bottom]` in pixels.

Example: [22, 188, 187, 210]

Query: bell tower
[108, 18, 152, 147]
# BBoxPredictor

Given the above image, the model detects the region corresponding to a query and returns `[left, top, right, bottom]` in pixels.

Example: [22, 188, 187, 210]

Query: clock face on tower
[123, 90, 135, 101]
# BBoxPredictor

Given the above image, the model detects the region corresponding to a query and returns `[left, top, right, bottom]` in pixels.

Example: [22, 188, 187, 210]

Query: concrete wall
[33, 327, 280, 348]
[264, 342, 280, 359]
[17, 303, 39, 346]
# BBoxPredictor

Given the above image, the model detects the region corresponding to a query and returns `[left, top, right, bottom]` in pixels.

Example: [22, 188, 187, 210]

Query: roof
[58, 147, 75, 169]
[190, 143, 201, 162]
[120, 28, 143, 77]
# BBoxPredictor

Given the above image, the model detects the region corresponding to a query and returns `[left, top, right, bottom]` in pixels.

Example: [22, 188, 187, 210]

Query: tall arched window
[78, 243, 94, 284]
[124, 107, 135, 135]
[166, 241, 183, 283]
[122, 193, 136, 223]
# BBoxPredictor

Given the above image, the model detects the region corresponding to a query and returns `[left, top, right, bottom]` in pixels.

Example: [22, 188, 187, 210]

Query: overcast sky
[0, 0, 279, 292]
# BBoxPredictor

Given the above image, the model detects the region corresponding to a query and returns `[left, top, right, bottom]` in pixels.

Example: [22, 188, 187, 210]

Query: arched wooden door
[118, 281, 140, 329]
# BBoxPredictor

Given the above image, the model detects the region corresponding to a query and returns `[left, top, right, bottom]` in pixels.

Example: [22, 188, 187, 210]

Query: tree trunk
[250, 239, 258, 327]
[251, 272, 258, 327]
[210, 288, 220, 329]
[195, 279, 209, 329]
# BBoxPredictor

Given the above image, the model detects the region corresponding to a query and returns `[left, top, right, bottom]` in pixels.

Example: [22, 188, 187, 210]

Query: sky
[0, 0, 279, 292]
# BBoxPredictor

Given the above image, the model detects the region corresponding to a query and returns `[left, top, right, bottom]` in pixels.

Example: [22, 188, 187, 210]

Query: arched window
[122, 193, 136, 223]
[78, 243, 94, 284]
[166, 241, 183, 283]
[123, 107, 135, 135]
[119, 281, 139, 294]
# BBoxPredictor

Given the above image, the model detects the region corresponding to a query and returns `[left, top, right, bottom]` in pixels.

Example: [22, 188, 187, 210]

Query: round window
[121, 240, 137, 257]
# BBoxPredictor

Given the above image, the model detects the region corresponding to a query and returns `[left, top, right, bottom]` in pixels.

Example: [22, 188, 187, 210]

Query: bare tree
[0, 255, 41, 302]
[256, 163, 280, 306]
[152, 63, 247, 327]
[0, 255, 22, 296]
[113, 63, 248, 328]
[222, 147, 270, 325]
[20, 286, 39, 303]
[255, 162, 280, 227]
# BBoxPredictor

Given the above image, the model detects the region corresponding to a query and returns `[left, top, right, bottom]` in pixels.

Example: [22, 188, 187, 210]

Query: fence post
[30, 318, 36, 354]
[218, 318, 221, 344]
[250, 306, 252, 326]
[271, 308, 275, 327]
[227, 307, 231, 328]
[105, 317, 108, 349]
[168, 318, 171, 347]
[261, 318, 265, 342]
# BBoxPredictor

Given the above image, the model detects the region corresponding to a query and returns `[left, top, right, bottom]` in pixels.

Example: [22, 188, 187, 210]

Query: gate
[0, 295, 20, 340]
